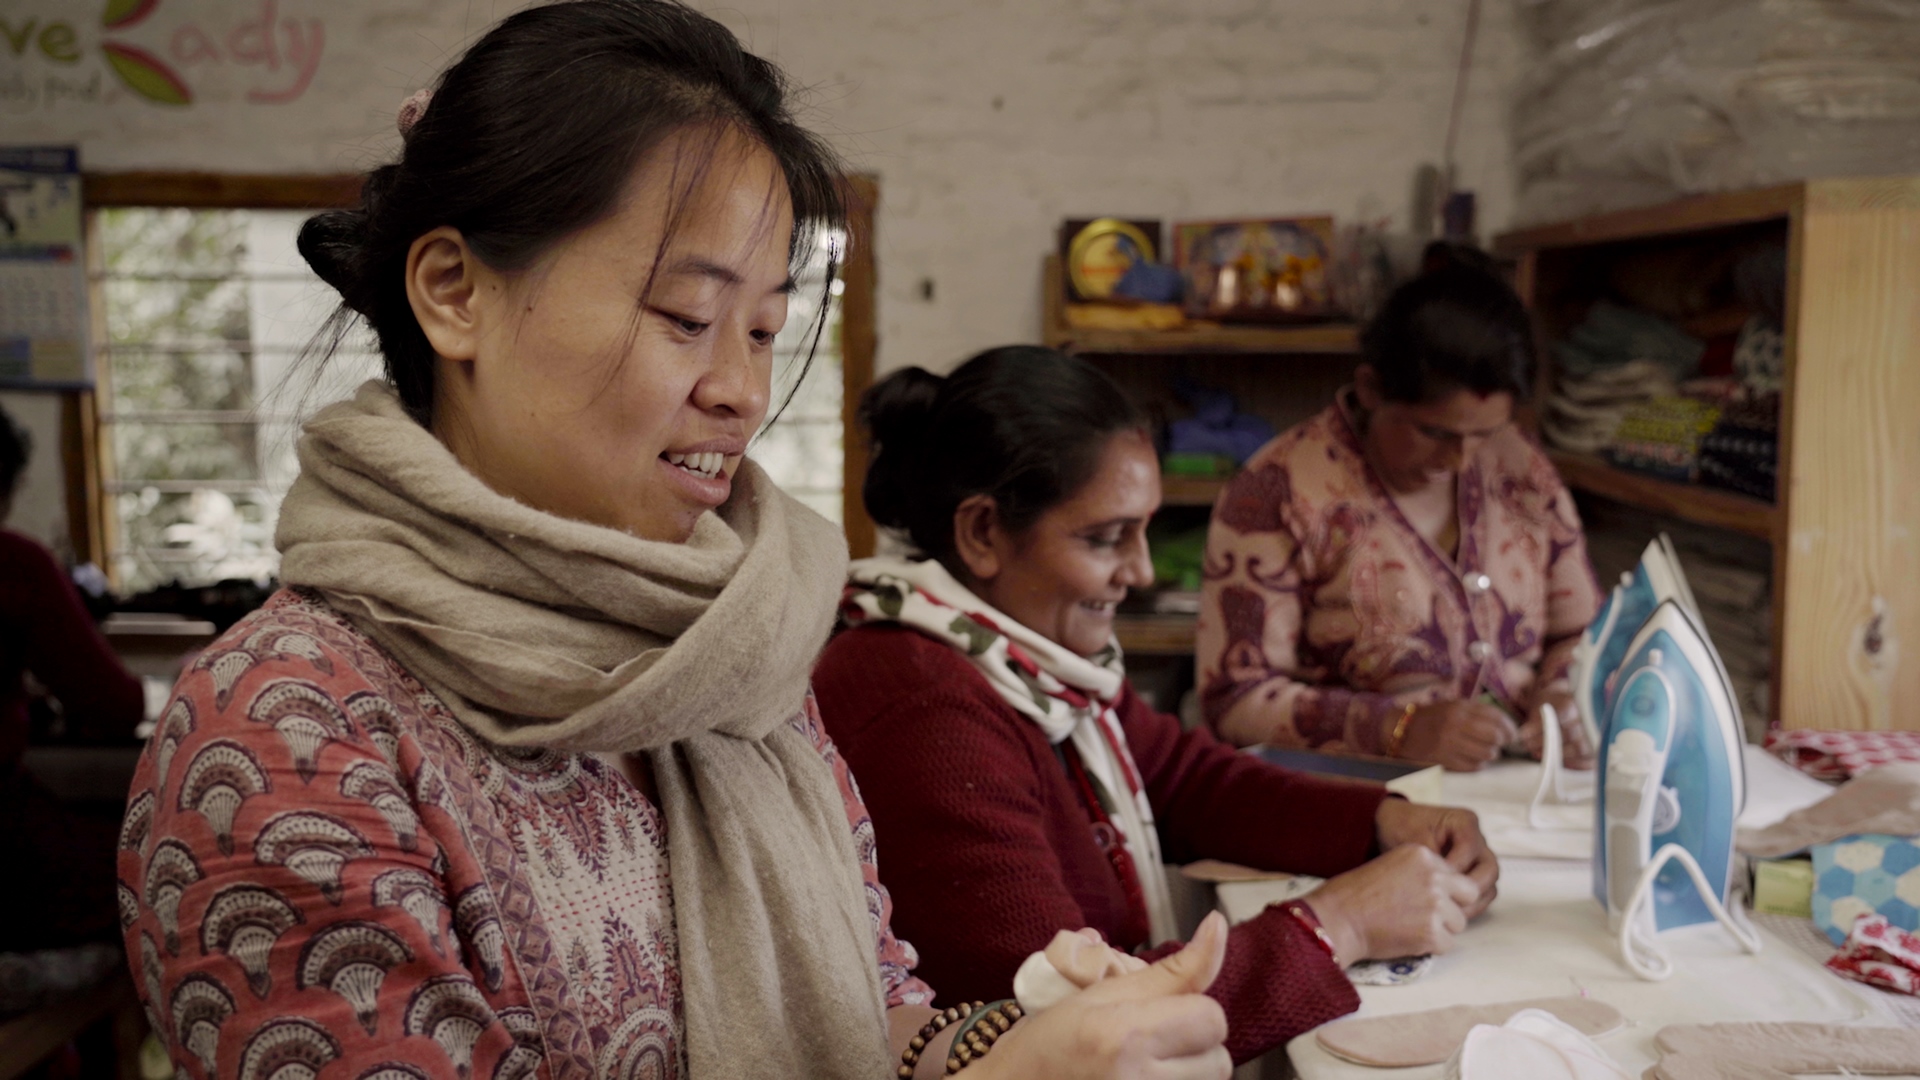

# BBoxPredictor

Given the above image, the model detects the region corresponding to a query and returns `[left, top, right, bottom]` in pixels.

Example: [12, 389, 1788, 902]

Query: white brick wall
[1, 0, 1521, 373]
[711, 0, 1523, 373]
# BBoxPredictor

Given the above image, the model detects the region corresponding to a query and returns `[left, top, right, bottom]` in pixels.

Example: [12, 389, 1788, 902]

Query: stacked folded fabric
[1697, 389, 1780, 502]
[1692, 318, 1785, 500]
[1603, 396, 1722, 482]
[1544, 301, 1703, 455]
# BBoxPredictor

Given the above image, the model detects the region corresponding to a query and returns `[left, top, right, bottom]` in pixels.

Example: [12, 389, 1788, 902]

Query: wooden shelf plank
[1115, 613, 1197, 656]
[83, 171, 362, 209]
[1045, 321, 1361, 356]
[1493, 184, 1801, 256]
[1546, 451, 1777, 540]
[1160, 474, 1229, 507]
[1041, 254, 1359, 356]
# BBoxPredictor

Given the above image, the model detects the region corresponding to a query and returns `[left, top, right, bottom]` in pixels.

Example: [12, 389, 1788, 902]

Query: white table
[1212, 746, 1920, 1079]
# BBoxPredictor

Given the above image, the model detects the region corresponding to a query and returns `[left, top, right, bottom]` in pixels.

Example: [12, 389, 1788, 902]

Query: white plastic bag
[1444, 1008, 1633, 1080]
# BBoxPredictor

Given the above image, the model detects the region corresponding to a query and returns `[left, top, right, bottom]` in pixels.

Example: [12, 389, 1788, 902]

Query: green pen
[1477, 691, 1519, 720]
[1480, 692, 1532, 755]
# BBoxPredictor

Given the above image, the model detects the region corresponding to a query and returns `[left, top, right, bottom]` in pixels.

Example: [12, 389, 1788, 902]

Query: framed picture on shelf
[1059, 217, 1162, 302]
[1173, 216, 1334, 323]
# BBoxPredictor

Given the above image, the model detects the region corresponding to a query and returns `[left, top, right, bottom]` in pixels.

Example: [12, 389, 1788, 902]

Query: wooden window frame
[72, 173, 362, 580]
[839, 174, 879, 558]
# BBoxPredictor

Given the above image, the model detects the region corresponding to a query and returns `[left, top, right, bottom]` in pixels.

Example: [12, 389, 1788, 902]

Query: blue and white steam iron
[1595, 599, 1757, 980]
[1572, 535, 1697, 754]
[1577, 536, 1699, 902]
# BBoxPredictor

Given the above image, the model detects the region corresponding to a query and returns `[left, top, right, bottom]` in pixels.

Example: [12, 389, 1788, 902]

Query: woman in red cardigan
[813, 347, 1500, 1065]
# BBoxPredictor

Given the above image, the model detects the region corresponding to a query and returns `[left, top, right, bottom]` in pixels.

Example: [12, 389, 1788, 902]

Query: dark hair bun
[1419, 240, 1502, 280]
[857, 347, 1147, 564]
[297, 209, 373, 312]
[1363, 245, 1534, 403]
[858, 367, 944, 530]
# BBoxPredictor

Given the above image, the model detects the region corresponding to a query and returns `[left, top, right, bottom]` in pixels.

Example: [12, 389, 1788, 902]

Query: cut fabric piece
[1813, 834, 1920, 945]
[1736, 762, 1920, 857]
[1443, 1008, 1631, 1080]
[1828, 913, 1920, 996]
[1767, 729, 1920, 782]
[1314, 995, 1624, 1068]
[1649, 1022, 1920, 1080]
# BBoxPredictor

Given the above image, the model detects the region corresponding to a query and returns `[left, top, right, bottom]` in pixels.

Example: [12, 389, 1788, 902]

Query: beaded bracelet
[1280, 899, 1341, 963]
[898, 1002, 980, 1079]
[1384, 701, 1417, 758]
[942, 999, 1023, 1075]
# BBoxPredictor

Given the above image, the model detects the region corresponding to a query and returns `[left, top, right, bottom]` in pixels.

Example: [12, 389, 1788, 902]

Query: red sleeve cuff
[1155, 902, 1361, 1064]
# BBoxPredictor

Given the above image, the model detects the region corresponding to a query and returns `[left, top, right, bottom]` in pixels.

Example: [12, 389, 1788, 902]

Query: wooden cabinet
[1495, 178, 1920, 732]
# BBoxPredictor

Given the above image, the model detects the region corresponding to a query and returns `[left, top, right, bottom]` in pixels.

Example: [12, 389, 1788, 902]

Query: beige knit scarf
[276, 381, 889, 1079]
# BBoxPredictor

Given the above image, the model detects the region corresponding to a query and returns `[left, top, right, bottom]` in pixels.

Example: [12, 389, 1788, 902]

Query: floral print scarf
[843, 556, 1180, 945]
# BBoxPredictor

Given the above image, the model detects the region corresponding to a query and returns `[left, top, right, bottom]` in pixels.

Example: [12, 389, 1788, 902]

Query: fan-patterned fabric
[119, 590, 931, 1080]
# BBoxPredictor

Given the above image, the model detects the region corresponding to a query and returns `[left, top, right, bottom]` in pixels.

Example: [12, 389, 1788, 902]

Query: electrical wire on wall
[1440, 0, 1483, 240]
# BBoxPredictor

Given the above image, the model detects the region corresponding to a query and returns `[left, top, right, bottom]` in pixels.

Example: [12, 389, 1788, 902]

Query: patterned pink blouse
[117, 590, 930, 1080]
[1197, 394, 1602, 754]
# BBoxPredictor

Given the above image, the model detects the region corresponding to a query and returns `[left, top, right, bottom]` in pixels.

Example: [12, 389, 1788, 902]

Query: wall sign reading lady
[119, 3, 1242, 1078]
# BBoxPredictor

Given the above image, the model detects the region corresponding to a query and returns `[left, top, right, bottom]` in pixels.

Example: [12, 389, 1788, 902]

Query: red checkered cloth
[1766, 729, 1920, 782]
[1827, 913, 1920, 996]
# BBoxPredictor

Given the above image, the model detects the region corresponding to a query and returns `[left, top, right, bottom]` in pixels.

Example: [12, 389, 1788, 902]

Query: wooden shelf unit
[1544, 452, 1776, 541]
[1046, 321, 1361, 356]
[1160, 474, 1230, 507]
[1497, 178, 1920, 732]
[1115, 613, 1199, 656]
[1039, 255, 1365, 684]
[1042, 255, 1361, 356]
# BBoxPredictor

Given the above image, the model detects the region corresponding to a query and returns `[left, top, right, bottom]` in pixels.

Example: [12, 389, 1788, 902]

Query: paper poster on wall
[0, 146, 89, 389]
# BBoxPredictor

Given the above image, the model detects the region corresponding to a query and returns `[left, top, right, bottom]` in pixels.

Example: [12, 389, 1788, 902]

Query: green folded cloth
[1162, 452, 1235, 478]
[1751, 857, 1814, 919]
[1149, 523, 1209, 593]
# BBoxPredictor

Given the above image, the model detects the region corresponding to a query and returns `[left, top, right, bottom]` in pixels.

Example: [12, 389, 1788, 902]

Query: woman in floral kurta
[1197, 253, 1603, 772]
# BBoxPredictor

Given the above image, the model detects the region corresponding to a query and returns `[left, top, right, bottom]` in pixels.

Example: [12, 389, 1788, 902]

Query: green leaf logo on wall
[101, 0, 192, 104]
[102, 0, 161, 28]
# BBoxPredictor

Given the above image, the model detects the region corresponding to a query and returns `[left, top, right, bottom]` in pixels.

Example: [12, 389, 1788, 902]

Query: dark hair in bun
[299, 0, 846, 424]
[1361, 241, 1535, 404]
[860, 346, 1148, 565]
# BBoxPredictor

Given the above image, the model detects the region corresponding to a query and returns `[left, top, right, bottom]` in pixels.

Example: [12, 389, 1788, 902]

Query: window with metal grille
[758, 229, 846, 524]
[91, 208, 845, 594]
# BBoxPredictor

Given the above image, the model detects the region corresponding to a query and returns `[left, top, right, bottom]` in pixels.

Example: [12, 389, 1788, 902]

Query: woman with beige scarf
[114, 3, 1231, 1078]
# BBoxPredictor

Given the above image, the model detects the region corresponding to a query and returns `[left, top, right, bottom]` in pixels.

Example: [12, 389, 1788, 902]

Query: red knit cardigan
[813, 622, 1393, 1064]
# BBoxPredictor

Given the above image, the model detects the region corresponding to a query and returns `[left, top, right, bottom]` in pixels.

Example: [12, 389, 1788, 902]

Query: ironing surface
[1281, 755, 1908, 1080]
[1267, 530, 1889, 1079]
[1444, 744, 1828, 864]
[1316, 995, 1624, 1067]
[1283, 859, 1901, 1078]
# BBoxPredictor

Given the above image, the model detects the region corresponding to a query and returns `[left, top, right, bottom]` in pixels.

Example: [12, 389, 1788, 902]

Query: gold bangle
[1385, 702, 1416, 758]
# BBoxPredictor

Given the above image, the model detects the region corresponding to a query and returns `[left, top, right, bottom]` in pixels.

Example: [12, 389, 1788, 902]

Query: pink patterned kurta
[117, 590, 930, 1080]
[1197, 394, 1602, 754]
